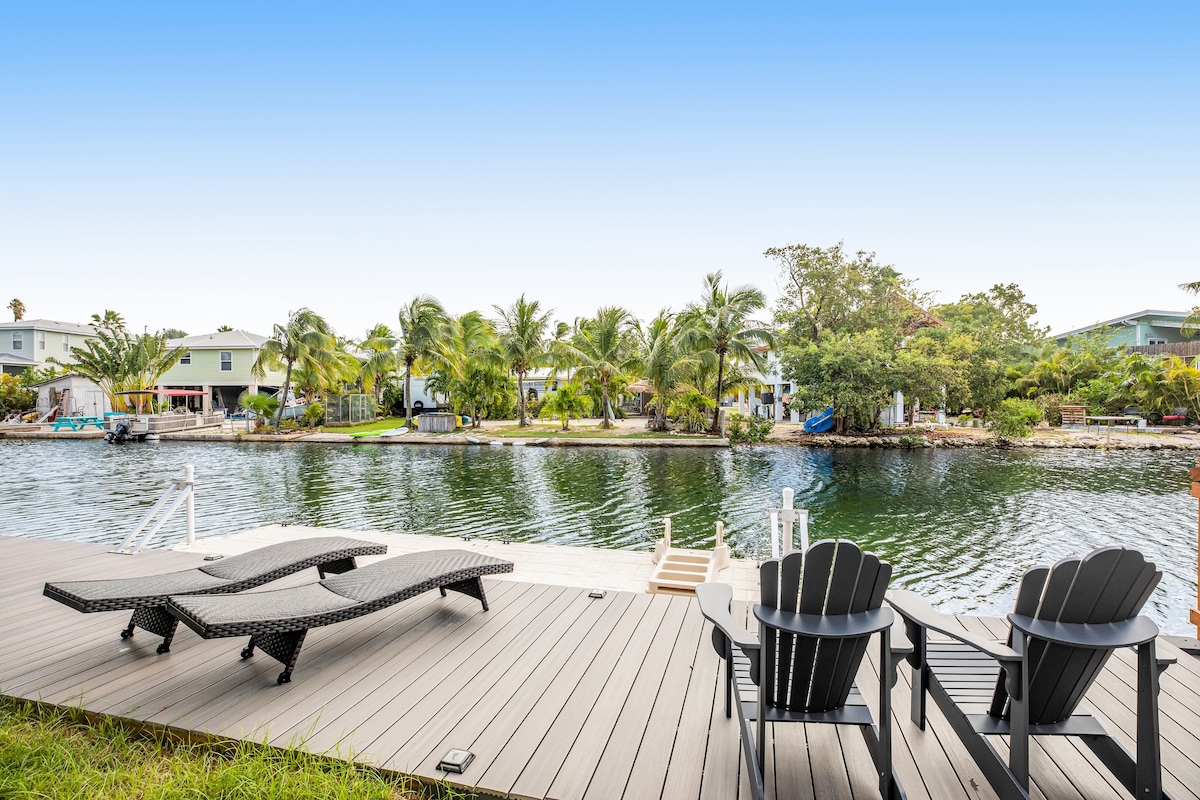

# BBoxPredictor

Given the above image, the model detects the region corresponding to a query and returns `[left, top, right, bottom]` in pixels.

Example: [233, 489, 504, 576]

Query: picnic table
[1086, 414, 1142, 443]
[50, 416, 104, 432]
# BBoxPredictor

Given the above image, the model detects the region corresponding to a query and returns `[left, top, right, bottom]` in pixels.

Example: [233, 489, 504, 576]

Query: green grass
[322, 417, 409, 435]
[0, 698, 472, 800]
[489, 424, 711, 439]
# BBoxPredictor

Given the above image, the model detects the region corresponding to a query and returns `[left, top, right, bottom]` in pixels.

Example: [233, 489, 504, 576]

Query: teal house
[1054, 309, 1192, 347]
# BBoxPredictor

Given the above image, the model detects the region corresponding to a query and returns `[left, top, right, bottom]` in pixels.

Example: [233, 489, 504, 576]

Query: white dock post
[184, 464, 195, 546]
[654, 516, 671, 564]
[781, 488, 794, 553]
[769, 510, 780, 560]
[713, 520, 730, 569]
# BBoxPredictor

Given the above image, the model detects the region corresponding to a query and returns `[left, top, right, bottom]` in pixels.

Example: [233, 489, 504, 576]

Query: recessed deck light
[438, 748, 474, 774]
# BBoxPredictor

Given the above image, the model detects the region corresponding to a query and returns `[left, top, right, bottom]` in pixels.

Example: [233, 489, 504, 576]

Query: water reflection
[0, 440, 1194, 633]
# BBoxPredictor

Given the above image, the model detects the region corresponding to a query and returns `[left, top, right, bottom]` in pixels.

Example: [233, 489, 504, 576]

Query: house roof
[167, 330, 269, 350]
[0, 351, 38, 366]
[1054, 310, 1191, 340]
[0, 319, 97, 336]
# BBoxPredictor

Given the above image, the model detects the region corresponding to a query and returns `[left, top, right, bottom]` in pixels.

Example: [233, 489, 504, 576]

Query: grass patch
[489, 425, 712, 440]
[0, 698, 470, 799]
[322, 417, 409, 435]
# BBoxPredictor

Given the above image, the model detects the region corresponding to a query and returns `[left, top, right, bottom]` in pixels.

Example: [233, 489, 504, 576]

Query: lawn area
[321, 416, 410, 435]
[489, 423, 708, 439]
[0, 698, 468, 800]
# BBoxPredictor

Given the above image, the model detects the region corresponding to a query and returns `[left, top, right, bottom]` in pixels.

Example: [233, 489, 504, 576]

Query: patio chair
[167, 549, 514, 684]
[889, 546, 1173, 800]
[44, 536, 386, 653]
[696, 540, 909, 800]
[1162, 407, 1188, 426]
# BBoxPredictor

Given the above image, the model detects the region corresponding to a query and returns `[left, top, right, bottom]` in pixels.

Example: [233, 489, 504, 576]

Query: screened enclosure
[324, 393, 377, 424]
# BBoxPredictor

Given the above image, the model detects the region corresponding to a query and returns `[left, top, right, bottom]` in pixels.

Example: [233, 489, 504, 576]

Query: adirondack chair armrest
[696, 582, 759, 653]
[888, 590, 1021, 663]
[1007, 613, 1160, 649]
[753, 605, 899, 641]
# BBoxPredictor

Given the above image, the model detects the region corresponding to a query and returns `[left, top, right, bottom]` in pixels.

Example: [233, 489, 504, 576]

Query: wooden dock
[2, 535, 1199, 800]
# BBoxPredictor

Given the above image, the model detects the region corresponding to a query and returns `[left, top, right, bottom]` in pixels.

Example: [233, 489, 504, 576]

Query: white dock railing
[111, 465, 196, 554]
[769, 487, 809, 559]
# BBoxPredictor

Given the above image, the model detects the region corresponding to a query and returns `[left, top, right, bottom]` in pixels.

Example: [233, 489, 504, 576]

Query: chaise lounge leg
[441, 577, 489, 611]
[242, 629, 308, 685]
[125, 606, 181, 654]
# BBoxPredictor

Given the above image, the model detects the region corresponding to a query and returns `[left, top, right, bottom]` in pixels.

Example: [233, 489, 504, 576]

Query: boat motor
[105, 417, 135, 444]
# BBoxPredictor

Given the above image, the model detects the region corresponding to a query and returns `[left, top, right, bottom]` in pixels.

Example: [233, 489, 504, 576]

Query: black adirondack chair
[697, 540, 909, 800]
[889, 546, 1174, 800]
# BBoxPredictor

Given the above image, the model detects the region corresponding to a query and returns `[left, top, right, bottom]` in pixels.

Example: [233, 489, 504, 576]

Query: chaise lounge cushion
[168, 549, 515, 639]
[45, 536, 387, 613]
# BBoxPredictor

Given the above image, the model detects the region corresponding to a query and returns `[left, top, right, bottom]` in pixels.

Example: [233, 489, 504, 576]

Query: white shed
[35, 374, 111, 418]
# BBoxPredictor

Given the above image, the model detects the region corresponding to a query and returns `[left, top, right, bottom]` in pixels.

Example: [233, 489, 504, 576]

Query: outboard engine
[105, 417, 135, 444]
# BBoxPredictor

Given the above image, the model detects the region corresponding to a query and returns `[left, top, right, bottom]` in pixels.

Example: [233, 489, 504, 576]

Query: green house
[1053, 309, 1192, 348]
[158, 330, 287, 413]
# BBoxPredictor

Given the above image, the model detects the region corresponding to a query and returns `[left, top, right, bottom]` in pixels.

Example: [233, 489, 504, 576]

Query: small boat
[349, 427, 408, 439]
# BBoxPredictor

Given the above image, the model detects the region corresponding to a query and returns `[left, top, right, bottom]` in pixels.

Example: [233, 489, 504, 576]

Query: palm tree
[642, 310, 697, 431]
[52, 329, 185, 411]
[680, 272, 774, 433]
[397, 295, 449, 427]
[252, 308, 336, 427]
[562, 307, 639, 428]
[1180, 281, 1200, 337]
[90, 310, 126, 332]
[7, 299, 25, 321]
[494, 295, 553, 426]
[539, 383, 592, 430]
[358, 323, 398, 409]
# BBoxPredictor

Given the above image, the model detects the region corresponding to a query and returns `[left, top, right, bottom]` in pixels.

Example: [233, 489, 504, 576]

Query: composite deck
[1, 535, 1198, 800]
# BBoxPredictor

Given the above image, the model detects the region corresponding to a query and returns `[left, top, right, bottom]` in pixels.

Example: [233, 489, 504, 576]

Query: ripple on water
[0, 439, 1195, 633]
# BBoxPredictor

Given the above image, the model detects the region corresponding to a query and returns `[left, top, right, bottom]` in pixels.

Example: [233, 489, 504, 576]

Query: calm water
[1, 439, 1196, 633]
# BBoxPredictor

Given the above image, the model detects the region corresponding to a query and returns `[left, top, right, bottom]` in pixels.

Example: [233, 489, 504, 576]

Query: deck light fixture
[438, 749, 474, 774]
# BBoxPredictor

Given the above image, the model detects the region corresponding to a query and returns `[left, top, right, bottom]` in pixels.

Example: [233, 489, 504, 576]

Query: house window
[11, 333, 21, 351]
[220, 351, 232, 371]
[38, 332, 46, 351]
[179, 351, 192, 365]
[1147, 337, 1167, 346]
[62, 334, 70, 352]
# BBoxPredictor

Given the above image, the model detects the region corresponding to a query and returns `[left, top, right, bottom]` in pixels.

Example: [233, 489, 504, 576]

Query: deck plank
[1, 535, 1195, 800]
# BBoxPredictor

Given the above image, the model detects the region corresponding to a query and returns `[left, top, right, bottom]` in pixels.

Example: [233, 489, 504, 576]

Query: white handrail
[771, 486, 810, 558]
[111, 465, 196, 554]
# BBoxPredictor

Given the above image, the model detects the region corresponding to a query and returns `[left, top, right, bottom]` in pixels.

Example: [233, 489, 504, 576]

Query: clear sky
[1, 2, 1196, 339]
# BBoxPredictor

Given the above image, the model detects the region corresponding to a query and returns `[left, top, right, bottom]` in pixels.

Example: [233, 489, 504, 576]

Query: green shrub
[988, 398, 1041, 440]
[0, 374, 36, 415]
[727, 413, 774, 443]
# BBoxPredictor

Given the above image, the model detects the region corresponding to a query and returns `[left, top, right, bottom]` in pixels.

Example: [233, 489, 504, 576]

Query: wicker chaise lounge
[44, 536, 387, 654]
[166, 549, 515, 684]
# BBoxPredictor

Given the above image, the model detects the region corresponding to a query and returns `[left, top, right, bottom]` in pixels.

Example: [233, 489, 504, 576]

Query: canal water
[1, 439, 1195, 633]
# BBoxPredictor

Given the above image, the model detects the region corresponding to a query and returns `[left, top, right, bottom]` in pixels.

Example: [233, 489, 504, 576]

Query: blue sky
[1, 3, 1196, 338]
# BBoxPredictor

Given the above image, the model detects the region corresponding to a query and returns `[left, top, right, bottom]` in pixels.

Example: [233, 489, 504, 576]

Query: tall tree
[358, 323, 398, 408]
[90, 310, 126, 332]
[252, 308, 336, 427]
[767, 242, 911, 345]
[680, 272, 773, 433]
[397, 295, 449, 427]
[51, 328, 185, 411]
[564, 306, 639, 428]
[641, 310, 696, 431]
[494, 295, 553, 426]
[7, 299, 25, 321]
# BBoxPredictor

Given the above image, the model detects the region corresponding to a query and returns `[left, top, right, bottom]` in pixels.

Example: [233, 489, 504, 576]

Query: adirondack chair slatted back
[759, 540, 891, 713]
[989, 546, 1161, 723]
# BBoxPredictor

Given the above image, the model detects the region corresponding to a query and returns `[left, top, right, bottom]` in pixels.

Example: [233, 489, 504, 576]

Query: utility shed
[34, 374, 111, 418]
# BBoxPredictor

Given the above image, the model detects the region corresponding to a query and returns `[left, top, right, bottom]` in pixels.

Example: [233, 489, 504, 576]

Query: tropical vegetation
[49, 326, 186, 412]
